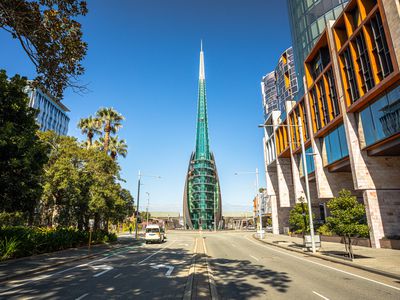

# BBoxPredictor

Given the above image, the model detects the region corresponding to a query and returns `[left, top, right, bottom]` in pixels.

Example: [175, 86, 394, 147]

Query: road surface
[0, 231, 399, 299]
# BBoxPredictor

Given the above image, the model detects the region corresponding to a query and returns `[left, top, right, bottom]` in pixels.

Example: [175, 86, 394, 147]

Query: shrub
[0, 237, 20, 260]
[0, 226, 118, 260]
[289, 199, 315, 234]
[0, 211, 25, 226]
[317, 224, 333, 236]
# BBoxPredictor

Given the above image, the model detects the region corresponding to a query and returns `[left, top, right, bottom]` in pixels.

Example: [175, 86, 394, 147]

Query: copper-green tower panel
[183, 43, 222, 230]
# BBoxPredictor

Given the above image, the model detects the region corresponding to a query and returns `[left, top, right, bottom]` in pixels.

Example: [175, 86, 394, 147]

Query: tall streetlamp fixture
[234, 168, 263, 239]
[258, 116, 316, 253]
[135, 170, 161, 239]
[146, 192, 150, 226]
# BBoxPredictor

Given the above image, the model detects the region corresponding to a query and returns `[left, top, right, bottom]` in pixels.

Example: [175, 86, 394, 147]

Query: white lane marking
[249, 255, 259, 261]
[150, 264, 175, 276]
[245, 236, 400, 292]
[92, 264, 113, 277]
[75, 293, 89, 300]
[137, 240, 177, 265]
[194, 237, 198, 253]
[202, 238, 208, 255]
[113, 273, 122, 279]
[313, 291, 330, 300]
[0, 245, 139, 294]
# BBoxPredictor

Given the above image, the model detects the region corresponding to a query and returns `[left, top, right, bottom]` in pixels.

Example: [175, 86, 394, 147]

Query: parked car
[145, 224, 165, 244]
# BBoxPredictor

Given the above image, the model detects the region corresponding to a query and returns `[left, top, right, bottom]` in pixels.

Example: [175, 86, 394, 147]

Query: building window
[311, 86, 322, 131]
[370, 12, 393, 78]
[310, 47, 330, 80]
[318, 80, 330, 125]
[305, 146, 315, 174]
[326, 68, 340, 118]
[324, 123, 349, 165]
[360, 84, 400, 147]
[354, 32, 375, 92]
[342, 47, 360, 104]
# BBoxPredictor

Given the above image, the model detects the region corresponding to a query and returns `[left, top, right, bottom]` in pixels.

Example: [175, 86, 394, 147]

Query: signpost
[88, 219, 94, 251]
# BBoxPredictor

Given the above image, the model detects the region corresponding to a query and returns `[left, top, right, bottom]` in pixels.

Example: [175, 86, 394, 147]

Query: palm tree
[78, 116, 101, 148]
[96, 108, 124, 152]
[108, 136, 128, 160]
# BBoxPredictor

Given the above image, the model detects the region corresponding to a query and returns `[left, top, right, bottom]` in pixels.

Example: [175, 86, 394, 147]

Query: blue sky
[0, 0, 292, 213]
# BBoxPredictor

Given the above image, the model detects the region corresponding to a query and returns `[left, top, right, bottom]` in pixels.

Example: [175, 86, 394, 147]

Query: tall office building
[183, 43, 222, 230]
[265, 0, 400, 248]
[261, 71, 278, 120]
[287, 0, 348, 98]
[26, 85, 70, 135]
[275, 47, 299, 120]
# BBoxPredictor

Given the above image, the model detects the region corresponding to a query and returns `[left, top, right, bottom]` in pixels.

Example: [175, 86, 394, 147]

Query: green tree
[100, 135, 128, 160]
[0, 71, 49, 223]
[0, 0, 88, 98]
[78, 116, 101, 149]
[38, 131, 86, 227]
[326, 189, 369, 259]
[289, 197, 315, 235]
[96, 108, 124, 152]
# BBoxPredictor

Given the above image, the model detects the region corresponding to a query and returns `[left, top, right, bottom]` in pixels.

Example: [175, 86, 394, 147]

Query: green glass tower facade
[183, 44, 222, 230]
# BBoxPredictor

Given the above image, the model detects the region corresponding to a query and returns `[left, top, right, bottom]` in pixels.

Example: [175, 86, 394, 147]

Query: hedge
[0, 226, 117, 260]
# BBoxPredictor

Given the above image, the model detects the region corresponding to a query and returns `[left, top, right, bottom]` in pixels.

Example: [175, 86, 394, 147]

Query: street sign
[89, 219, 94, 230]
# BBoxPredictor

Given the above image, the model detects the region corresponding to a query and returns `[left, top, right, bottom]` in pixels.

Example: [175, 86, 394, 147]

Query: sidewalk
[254, 233, 400, 279]
[0, 233, 141, 283]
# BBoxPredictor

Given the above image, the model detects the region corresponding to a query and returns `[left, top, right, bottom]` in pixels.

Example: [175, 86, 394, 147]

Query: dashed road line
[75, 293, 89, 300]
[249, 255, 259, 261]
[313, 291, 330, 300]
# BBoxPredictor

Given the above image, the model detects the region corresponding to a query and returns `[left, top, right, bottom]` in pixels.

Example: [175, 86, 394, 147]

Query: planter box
[380, 239, 400, 249]
[289, 234, 371, 247]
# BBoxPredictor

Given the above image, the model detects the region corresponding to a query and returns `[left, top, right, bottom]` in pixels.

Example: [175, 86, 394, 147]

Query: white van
[145, 224, 165, 244]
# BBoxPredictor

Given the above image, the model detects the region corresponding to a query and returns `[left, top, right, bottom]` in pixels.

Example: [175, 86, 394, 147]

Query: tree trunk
[104, 123, 111, 152]
[88, 131, 93, 149]
[94, 213, 100, 231]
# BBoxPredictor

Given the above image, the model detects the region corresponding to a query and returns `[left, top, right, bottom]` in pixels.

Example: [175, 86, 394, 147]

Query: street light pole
[146, 192, 150, 226]
[298, 116, 316, 253]
[135, 170, 141, 239]
[255, 167, 264, 239]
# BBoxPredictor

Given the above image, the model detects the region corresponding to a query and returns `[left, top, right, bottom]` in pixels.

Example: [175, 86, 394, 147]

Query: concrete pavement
[0, 231, 399, 299]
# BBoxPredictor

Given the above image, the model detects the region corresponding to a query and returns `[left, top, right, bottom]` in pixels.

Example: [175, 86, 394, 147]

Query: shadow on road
[1, 238, 292, 299]
[209, 257, 291, 298]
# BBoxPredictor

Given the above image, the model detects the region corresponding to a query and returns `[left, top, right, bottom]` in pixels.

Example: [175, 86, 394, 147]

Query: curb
[252, 235, 400, 281]
[0, 240, 142, 283]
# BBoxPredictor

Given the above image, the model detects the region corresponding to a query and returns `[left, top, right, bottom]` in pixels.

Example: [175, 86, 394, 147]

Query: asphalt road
[1, 231, 400, 299]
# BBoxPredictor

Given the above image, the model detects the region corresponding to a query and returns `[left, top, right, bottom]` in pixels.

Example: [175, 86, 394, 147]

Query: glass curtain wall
[287, 0, 348, 99]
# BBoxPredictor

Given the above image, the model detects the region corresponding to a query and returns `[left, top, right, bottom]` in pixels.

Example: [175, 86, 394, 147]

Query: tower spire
[199, 41, 205, 80]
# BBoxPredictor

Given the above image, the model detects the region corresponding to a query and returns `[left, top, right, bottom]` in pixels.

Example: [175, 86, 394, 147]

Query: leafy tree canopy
[326, 189, 369, 238]
[289, 198, 315, 234]
[0, 70, 49, 218]
[0, 0, 88, 98]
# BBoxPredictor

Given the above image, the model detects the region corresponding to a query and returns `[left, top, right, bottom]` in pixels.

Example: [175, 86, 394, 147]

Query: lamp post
[135, 170, 161, 239]
[234, 168, 264, 239]
[146, 192, 150, 227]
[258, 116, 316, 253]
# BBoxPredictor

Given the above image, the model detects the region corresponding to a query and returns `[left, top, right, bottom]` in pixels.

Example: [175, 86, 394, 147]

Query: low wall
[380, 239, 400, 250]
[290, 234, 372, 247]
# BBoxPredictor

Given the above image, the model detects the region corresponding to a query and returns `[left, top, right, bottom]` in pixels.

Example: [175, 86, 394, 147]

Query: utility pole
[298, 116, 316, 253]
[135, 170, 141, 239]
[255, 167, 264, 239]
[146, 192, 150, 227]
